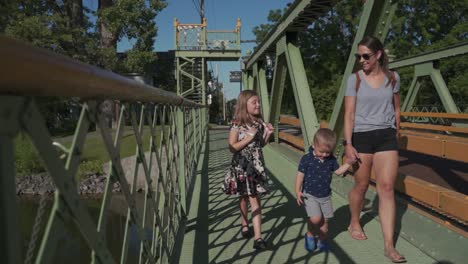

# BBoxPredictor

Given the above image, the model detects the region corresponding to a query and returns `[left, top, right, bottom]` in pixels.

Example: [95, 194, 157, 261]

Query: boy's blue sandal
[317, 240, 330, 252]
[304, 234, 316, 252]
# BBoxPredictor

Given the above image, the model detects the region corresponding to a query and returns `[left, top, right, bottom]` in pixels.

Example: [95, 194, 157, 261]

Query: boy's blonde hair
[234, 90, 263, 126]
[313, 128, 337, 151]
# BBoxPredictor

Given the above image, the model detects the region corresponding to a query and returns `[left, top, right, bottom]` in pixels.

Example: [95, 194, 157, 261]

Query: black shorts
[352, 128, 398, 154]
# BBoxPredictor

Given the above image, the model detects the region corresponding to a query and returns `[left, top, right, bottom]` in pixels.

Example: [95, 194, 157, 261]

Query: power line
[191, 0, 201, 17]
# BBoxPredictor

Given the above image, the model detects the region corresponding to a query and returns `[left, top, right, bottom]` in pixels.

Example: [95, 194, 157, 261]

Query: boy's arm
[295, 171, 305, 205]
[334, 163, 351, 176]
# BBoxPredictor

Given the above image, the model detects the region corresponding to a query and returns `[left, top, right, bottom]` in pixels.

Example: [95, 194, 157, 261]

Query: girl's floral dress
[223, 120, 269, 196]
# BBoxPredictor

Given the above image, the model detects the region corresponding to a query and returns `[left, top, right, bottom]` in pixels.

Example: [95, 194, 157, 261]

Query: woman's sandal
[347, 226, 368, 240]
[384, 249, 407, 263]
[241, 225, 253, 239]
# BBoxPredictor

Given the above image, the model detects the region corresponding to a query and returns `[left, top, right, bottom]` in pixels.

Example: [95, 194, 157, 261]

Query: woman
[344, 36, 406, 263]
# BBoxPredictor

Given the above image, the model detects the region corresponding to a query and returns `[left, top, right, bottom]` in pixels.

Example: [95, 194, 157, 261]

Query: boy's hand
[296, 191, 304, 206]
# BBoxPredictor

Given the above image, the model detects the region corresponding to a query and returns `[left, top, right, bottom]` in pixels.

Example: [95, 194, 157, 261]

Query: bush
[77, 160, 104, 180]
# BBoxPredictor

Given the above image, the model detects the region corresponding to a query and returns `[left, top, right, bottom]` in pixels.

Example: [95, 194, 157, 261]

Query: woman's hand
[345, 145, 360, 164]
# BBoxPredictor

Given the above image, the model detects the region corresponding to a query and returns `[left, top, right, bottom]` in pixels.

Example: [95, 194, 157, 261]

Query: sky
[116, 0, 292, 100]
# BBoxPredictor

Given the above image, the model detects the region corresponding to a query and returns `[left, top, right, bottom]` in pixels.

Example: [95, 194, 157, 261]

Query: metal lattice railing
[206, 31, 240, 50]
[174, 18, 241, 51]
[0, 36, 207, 264]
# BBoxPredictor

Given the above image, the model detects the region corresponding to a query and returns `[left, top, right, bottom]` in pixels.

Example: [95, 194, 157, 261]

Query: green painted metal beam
[176, 108, 186, 212]
[430, 67, 459, 113]
[245, 0, 336, 70]
[174, 50, 241, 60]
[284, 35, 319, 148]
[269, 53, 288, 143]
[256, 63, 271, 122]
[0, 99, 22, 264]
[401, 75, 420, 111]
[328, 0, 390, 135]
[389, 42, 468, 69]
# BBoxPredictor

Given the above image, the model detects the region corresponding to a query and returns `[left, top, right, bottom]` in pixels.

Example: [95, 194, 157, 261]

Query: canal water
[18, 194, 150, 263]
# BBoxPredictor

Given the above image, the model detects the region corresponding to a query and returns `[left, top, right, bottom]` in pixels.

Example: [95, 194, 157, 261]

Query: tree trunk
[98, 0, 118, 127]
[99, 0, 117, 48]
[65, 0, 83, 28]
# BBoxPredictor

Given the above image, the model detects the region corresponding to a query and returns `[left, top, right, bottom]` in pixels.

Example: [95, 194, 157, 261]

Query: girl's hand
[296, 191, 304, 206]
[245, 127, 257, 139]
[264, 123, 274, 133]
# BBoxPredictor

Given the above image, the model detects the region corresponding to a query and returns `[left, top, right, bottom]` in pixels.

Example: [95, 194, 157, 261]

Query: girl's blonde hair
[234, 90, 263, 126]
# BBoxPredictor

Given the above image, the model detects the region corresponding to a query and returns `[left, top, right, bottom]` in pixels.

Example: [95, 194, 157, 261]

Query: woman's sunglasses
[354, 53, 375, 60]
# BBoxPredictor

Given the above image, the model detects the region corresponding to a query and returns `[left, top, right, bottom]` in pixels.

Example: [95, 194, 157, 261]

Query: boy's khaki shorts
[303, 193, 334, 219]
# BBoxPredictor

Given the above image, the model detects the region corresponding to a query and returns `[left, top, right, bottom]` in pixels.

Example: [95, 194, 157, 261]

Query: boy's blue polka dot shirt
[298, 146, 339, 198]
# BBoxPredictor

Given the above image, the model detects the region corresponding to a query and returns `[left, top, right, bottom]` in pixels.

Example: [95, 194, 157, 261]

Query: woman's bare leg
[374, 150, 404, 261]
[348, 153, 373, 239]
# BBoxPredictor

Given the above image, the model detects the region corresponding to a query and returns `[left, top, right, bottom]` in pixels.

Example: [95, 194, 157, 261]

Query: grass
[15, 126, 165, 179]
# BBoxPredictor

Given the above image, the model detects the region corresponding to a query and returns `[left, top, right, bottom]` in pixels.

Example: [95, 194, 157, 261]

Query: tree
[252, 0, 467, 120]
[97, 0, 167, 73]
[252, 9, 285, 44]
[1, 0, 169, 133]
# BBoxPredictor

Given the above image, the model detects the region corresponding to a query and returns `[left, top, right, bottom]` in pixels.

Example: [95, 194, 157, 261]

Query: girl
[223, 90, 273, 250]
[344, 36, 405, 263]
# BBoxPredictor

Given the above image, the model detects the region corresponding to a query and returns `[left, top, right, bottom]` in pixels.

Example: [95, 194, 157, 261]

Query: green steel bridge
[1, 0, 467, 263]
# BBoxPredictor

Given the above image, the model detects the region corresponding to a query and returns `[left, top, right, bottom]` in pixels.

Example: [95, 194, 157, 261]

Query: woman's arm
[344, 96, 359, 162]
[393, 92, 401, 136]
[228, 127, 256, 153]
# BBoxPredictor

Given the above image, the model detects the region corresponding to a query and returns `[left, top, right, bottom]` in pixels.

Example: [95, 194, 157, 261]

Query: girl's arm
[295, 171, 305, 206]
[261, 123, 274, 146]
[228, 127, 256, 153]
[344, 96, 359, 163]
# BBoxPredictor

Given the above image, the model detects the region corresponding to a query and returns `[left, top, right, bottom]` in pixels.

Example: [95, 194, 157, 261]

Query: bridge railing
[0, 36, 207, 264]
[174, 18, 241, 50]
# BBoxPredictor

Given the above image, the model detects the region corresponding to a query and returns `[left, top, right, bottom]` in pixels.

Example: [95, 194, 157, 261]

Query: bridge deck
[179, 130, 435, 263]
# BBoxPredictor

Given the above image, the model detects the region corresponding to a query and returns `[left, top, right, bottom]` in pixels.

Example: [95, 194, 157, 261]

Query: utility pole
[200, 0, 204, 23]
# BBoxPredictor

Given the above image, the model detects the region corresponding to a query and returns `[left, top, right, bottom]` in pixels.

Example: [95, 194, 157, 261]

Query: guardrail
[0, 36, 207, 263]
[274, 114, 467, 223]
[174, 18, 241, 51]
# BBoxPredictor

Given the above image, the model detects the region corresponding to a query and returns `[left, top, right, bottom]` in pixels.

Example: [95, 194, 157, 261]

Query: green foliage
[77, 160, 104, 179]
[252, 0, 467, 120]
[98, 0, 167, 73]
[252, 9, 285, 44]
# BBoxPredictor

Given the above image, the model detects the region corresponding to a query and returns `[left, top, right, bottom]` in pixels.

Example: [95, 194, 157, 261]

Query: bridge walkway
[178, 129, 435, 263]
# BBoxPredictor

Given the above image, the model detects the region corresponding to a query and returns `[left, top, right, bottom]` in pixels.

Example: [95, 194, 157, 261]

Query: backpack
[354, 70, 397, 93]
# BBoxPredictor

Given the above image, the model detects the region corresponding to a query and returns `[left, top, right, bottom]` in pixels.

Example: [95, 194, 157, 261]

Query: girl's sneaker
[304, 234, 316, 252]
[317, 239, 330, 252]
